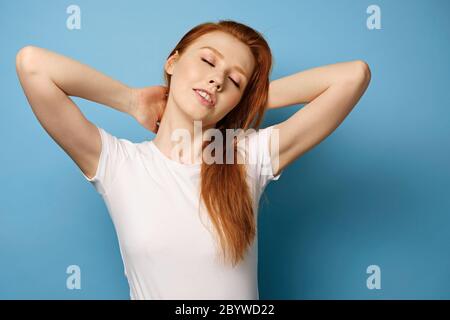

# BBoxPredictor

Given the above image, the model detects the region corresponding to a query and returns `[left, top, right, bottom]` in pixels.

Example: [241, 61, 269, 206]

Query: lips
[193, 88, 216, 107]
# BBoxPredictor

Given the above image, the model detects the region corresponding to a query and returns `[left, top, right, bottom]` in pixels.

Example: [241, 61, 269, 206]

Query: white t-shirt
[81, 125, 283, 300]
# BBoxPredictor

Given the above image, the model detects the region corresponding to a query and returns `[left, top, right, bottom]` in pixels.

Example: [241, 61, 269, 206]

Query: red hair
[163, 20, 273, 266]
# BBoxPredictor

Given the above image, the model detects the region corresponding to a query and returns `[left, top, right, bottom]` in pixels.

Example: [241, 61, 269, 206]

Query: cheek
[217, 98, 240, 117]
[170, 69, 195, 93]
[173, 63, 197, 83]
[228, 92, 243, 107]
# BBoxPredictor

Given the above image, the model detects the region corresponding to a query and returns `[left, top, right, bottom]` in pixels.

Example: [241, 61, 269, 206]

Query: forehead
[189, 31, 255, 78]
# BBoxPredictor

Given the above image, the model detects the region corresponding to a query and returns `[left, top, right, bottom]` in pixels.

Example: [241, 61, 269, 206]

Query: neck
[151, 101, 215, 165]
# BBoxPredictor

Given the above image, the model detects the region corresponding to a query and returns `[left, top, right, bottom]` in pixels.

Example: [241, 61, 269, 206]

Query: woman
[15, 20, 371, 300]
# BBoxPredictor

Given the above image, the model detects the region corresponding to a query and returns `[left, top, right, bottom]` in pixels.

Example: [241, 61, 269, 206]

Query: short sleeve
[80, 126, 131, 196]
[242, 125, 283, 193]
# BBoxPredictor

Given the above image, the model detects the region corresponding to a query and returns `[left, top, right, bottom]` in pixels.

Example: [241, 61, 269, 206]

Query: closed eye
[201, 58, 240, 89]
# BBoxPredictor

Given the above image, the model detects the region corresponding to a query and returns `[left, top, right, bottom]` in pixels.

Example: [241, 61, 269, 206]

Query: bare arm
[266, 60, 367, 109]
[16, 45, 134, 179]
[266, 60, 371, 176]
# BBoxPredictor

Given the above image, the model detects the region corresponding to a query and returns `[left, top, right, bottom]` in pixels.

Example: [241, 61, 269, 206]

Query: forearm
[266, 60, 369, 109]
[17, 46, 133, 114]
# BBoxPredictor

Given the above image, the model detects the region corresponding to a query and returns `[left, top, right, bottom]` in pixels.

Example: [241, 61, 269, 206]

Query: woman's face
[165, 31, 255, 127]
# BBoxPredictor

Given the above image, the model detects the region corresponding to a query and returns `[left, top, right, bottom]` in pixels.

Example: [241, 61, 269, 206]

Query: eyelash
[201, 58, 240, 89]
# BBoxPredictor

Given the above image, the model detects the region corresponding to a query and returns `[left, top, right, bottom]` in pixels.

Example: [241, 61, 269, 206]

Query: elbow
[354, 60, 371, 84]
[16, 46, 40, 75]
[340, 60, 371, 85]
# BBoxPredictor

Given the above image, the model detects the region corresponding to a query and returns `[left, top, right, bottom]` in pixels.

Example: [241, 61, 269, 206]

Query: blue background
[1, 0, 449, 299]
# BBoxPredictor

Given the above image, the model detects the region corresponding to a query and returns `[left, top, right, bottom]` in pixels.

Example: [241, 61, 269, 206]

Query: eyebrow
[199, 46, 248, 80]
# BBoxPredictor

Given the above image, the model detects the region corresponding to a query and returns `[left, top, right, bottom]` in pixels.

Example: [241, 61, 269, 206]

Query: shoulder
[96, 126, 141, 160]
[236, 125, 275, 171]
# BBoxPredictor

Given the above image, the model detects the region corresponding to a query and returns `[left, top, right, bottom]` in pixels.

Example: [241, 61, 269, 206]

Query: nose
[209, 78, 222, 92]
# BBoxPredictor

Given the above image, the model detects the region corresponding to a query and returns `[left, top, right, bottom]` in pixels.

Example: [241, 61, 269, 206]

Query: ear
[165, 50, 180, 75]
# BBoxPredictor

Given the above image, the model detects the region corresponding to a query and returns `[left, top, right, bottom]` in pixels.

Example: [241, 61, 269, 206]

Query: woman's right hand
[130, 85, 168, 133]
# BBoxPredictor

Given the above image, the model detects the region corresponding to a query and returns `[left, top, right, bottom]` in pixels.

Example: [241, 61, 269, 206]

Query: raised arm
[15, 45, 134, 179]
[266, 60, 371, 176]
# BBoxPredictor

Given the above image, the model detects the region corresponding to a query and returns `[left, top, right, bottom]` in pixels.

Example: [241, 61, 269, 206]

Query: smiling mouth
[193, 89, 215, 107]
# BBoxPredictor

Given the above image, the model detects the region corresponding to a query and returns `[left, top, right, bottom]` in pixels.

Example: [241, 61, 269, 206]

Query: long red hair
[163, 20, 273, 267]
